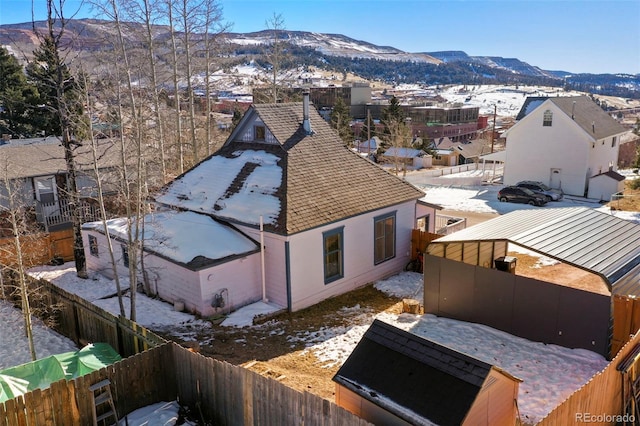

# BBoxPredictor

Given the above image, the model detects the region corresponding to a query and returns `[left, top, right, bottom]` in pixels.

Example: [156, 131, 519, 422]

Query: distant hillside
[1, 19, 639, 98]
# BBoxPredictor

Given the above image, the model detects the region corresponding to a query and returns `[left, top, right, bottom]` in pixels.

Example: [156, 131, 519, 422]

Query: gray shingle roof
[0, 139, 125, 180]
[158, 102, 425, 235]
[516, 96, 627, 140]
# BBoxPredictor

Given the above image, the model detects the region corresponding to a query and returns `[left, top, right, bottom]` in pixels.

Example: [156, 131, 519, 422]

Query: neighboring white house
[83, 95, 439, 315]
[503, 96, 628, 198]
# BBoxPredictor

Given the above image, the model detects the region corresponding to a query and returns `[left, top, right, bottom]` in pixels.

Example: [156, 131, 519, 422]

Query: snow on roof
[155, 150, 282, 226]
[382, 147, 424, 158]
[434, 148, 455, 155]
[83, 210, 259, 266]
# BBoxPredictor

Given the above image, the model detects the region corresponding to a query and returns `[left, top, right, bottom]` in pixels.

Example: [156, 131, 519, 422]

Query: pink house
[83, 94, 439, 316]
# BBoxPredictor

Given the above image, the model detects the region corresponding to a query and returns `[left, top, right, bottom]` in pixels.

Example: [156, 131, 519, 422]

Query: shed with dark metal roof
[333, 319, 521, 426]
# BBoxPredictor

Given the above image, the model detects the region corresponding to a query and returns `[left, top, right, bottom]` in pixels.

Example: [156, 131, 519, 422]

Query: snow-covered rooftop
[83, 210, 259, 266]
[155, 150, 282, 226]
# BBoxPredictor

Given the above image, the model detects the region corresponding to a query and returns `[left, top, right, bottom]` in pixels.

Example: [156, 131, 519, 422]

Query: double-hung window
[255, 125, 266, 141]
[323, 228, 344, 284]
[542, 110, 553, 127]
[374, 212, 396, 264]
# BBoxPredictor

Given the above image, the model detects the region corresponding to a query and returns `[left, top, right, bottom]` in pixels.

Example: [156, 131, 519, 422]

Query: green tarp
[0, 343, 121, 403]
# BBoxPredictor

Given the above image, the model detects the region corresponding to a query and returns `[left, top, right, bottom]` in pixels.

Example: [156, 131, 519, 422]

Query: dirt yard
[166, 285, 404, 401]
[607, 179, 640, 211]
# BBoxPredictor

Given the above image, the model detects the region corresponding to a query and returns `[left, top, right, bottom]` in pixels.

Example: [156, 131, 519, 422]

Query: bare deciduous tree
[0, 172, 37, 360]
[265, 13, 285, 104]
[27, 0, 89, 278]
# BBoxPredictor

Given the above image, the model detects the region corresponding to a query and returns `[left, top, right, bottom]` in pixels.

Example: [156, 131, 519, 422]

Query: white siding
[236, 226, 289, 308]
[83, 230, 131, 280]
[287, 201, 415, 311]
[85, 199, 418, 315]
[195, 254, 262, 316]
[588, 136, 620, 181]
[82, 229, 263, 316]
[415, 204, 438, 233]
[504, 102, 591, 196]
[140, 253, 203, 314]
[587, 174, 625, 201]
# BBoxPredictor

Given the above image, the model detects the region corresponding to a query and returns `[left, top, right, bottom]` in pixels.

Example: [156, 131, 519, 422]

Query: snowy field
[4, 170, 639, 423]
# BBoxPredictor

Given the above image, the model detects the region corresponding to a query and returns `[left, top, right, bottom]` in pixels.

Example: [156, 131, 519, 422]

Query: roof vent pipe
[592, 121, 595, 133]
[303, 91, 313, 135]
[571, 101, 576, 119]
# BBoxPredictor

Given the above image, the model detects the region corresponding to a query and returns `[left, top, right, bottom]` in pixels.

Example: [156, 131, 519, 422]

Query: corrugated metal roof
[432, 207, 640, 292]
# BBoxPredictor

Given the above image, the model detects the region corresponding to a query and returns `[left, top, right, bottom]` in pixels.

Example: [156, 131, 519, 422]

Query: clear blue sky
[1, 0, 638, 74]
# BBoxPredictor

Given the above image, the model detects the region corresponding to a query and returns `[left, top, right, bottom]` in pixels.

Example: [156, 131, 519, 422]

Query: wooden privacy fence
[612, 294, 640, 356]
[0, 343, 372, 426]
[24, 277, 165, 357]
[535, 329, 640, 425]
[410, 229, 441, 260]
[0, 229, 74, 267]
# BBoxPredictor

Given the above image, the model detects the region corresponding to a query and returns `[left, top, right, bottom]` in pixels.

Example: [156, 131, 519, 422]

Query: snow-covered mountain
[226, 30, 442, 64]
[427, 50, 560, 78]
[1, 19, 638, 97]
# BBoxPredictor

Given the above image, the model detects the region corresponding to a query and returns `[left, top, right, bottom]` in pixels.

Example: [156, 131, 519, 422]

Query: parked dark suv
[497, 186, 548, 206]
[516, 181, 564, 201]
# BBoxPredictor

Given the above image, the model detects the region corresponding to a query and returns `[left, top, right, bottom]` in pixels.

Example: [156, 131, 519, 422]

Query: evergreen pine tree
[25, 35, 85, 138]
[330, 97, 352, 145]
[0, 48, 39, 137]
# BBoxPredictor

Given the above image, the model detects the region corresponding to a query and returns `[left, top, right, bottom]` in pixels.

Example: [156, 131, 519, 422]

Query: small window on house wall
[323, 228, 343, 284]
[612, 136, 617, 147]
[121, 244, 129, 268]
[416, 214, 430, 233]
[89, 235, 99, 257]
[255, 125, 266, 141]
[542, 110, 553, 127]
[374, 212, 396, 264]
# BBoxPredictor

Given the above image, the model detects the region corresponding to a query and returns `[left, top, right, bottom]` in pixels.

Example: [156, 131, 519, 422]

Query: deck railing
[34, 199, 102, 231]
[435, 214, 467, 235]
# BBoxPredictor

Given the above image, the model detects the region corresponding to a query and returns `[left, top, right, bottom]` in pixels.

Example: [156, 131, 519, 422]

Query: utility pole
[491, 104, 497, 153]
[367, 109, 371, 156]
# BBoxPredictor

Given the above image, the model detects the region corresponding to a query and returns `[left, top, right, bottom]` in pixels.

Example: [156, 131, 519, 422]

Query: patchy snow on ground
[118, 400, 195, 426]
[0, 300, 77, 370]
[304, 276, 608, 424]
[3, 262, 611, 423]
[417, 182, 605, 215]
[27, 264, 211, 341]
[221, 301, 282, 327]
